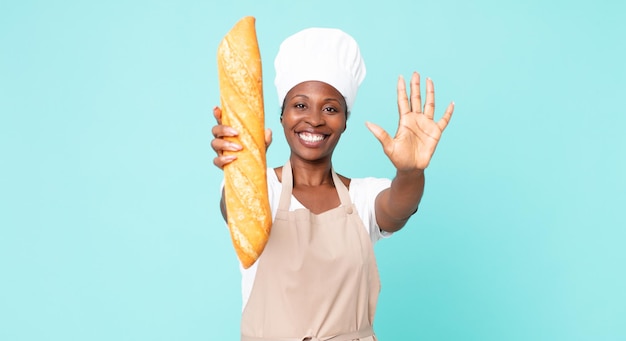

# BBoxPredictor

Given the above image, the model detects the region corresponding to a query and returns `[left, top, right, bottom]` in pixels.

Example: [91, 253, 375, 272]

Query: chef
[212, 27, 454, 340]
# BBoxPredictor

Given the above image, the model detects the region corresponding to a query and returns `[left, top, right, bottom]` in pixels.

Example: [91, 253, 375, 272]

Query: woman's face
[281, 81, 348, 164]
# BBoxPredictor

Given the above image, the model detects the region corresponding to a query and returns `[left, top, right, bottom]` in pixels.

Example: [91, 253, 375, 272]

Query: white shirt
[234, 168, 392, 310]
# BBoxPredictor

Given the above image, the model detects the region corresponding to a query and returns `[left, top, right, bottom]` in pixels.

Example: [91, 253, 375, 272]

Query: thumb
[365, 121, 393, 153]
[264, 128, 273, 151]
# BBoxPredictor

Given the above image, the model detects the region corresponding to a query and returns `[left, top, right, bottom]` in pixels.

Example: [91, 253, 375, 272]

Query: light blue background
[1, 0, 624, 340]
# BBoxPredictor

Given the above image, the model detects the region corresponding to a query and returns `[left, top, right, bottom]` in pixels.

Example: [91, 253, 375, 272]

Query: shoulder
[348, 176, 391, 215]
[348, 176, 393, 242]
[347, 176, 391, 216]
[349, 177, 392, 197]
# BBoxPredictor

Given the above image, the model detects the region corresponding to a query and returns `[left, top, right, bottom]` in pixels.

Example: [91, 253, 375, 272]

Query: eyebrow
[323, 98, 341, 104]
[290, 94, 309, 100]
[289, 94, 341, 103]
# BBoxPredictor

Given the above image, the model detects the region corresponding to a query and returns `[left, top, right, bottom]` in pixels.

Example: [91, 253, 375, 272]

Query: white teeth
[298, 132, 325, 142]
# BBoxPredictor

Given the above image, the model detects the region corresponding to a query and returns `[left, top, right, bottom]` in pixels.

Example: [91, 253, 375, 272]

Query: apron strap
[278, 160, 294, 211]
[278, 160, 353, 213]
[330, 166, 353, 214]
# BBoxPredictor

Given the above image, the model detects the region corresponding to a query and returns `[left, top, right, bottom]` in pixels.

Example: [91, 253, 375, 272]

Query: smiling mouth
[298, 132, 327, 143]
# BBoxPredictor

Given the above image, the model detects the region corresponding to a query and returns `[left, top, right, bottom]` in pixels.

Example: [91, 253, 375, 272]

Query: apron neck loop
[278, 160, 352, 212]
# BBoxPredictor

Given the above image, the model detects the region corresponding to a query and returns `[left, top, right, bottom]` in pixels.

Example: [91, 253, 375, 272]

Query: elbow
[377, 206, 418, 233]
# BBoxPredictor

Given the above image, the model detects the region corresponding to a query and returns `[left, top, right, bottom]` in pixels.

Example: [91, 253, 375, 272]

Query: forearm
[376, 169, 425, 232]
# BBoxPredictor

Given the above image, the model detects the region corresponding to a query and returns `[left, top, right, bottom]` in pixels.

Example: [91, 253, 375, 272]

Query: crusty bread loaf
[217, 16, 272, 269]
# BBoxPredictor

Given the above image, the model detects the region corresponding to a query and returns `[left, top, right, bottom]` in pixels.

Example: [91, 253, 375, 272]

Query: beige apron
[241, 160, 381, 341]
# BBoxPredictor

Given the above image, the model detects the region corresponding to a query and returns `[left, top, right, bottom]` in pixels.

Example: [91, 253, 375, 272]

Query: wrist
[395, 168, 425, 179]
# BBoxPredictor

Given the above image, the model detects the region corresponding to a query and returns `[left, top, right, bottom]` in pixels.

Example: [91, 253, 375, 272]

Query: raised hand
[366, 72, 454, 172]
[211, 106, 273, 169]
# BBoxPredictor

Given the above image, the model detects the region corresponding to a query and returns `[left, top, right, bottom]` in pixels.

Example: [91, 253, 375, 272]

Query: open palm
[366, 72, 454, 172]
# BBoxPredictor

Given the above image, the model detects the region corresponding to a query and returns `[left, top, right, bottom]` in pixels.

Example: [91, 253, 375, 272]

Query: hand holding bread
[211, 107, 272, 169]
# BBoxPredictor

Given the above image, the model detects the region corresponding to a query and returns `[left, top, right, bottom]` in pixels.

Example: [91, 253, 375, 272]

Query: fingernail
[230, 143, 242, 151]
[226, 127, 238, 135]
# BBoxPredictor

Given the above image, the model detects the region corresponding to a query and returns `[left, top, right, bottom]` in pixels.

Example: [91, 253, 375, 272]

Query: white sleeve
[349, 177, 393, 244]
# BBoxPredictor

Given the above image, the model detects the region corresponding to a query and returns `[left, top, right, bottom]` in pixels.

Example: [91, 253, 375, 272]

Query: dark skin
[277, 81, 350, 214]
[212, 73, 454, 232]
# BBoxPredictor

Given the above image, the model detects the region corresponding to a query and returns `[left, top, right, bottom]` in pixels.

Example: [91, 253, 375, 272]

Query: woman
[211, 27, 454, 341]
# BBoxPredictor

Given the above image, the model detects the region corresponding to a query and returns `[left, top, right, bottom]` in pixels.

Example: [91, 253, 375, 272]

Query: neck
[289, 157, 334, 187]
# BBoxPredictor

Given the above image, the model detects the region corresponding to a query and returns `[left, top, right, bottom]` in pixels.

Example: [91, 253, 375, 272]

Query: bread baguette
[217, 16, 272, 269]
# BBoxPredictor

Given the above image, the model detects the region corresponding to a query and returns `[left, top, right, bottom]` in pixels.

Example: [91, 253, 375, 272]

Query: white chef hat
[274, 27, 366, 112]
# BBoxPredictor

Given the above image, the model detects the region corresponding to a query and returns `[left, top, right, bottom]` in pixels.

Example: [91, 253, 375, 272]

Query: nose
[304, 109, 325, 127]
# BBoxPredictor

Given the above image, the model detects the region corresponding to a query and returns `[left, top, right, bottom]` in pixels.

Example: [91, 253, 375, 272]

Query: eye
[323, 106, 339, 114]
[294, 103, 306, 109]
